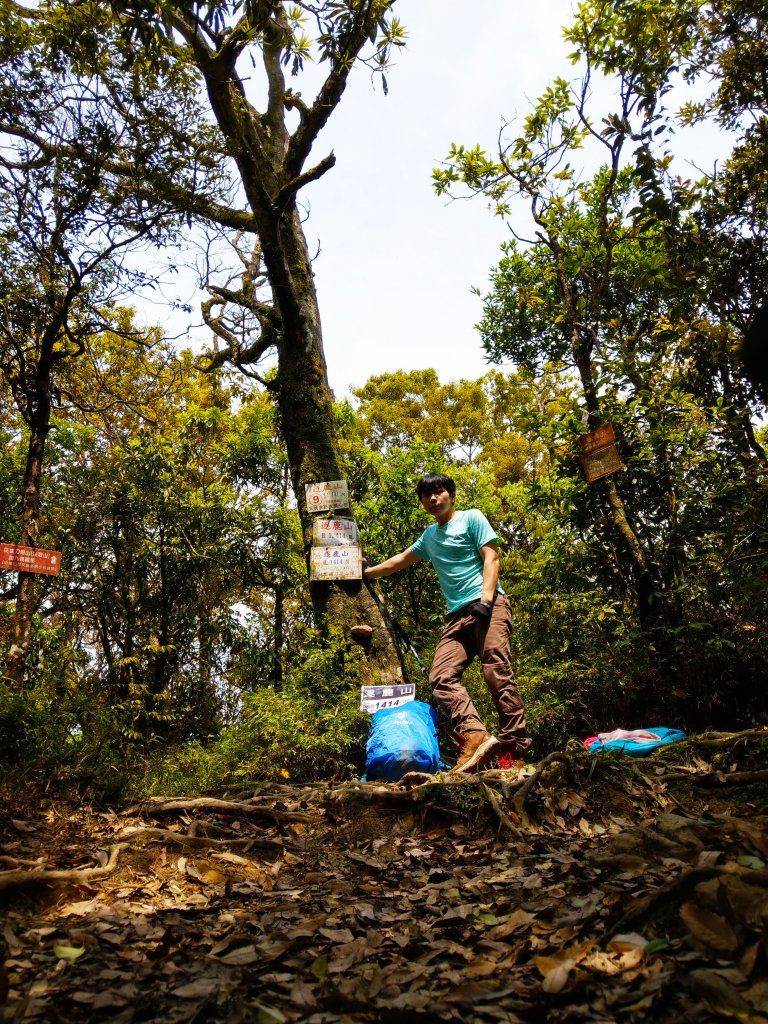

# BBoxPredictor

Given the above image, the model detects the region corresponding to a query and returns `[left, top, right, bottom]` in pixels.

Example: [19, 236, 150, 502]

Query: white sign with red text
[312, 517, 358, 547]
[305, 480, 349, 513]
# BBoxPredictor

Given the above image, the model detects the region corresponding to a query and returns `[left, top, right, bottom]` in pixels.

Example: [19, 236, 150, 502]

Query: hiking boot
[450, 730, 500, 773]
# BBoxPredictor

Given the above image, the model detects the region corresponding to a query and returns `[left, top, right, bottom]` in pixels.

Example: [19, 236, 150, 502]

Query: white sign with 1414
[309, 545, 362, 581]
[359, 683, 416, 714]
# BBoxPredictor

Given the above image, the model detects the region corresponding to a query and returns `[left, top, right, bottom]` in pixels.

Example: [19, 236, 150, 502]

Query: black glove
[470, 599, 493, 621]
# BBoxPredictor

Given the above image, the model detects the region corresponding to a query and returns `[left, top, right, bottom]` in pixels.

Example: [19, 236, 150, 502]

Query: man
[363, 472, 531, 772]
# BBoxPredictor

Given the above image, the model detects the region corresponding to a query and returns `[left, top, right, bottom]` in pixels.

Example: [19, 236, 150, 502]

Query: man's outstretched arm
[479, 542, 500, 604]
[363, 549, 421, 580]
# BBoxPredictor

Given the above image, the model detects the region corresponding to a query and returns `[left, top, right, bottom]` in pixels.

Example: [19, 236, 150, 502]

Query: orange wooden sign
[579, 423, 617, 456]
[579, 424, 625, 482]
[0, 544, 61, 576]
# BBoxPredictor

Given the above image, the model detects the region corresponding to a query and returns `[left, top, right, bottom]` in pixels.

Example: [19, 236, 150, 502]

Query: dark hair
[415, 472, 456, 499]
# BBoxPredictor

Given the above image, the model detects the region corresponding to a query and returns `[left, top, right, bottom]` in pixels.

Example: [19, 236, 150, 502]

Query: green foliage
[433, 0, 767, 644]
[0, 681, 44, 769]
[3, 0, 768, 798]
[0, 648, 129, 798]
[0, 325, 311, 757]
[137, 630, 371, 795]
[139, 685, 368, 794]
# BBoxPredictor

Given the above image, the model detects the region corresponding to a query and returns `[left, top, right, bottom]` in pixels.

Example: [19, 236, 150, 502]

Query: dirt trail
[2, 733, 768, 1023]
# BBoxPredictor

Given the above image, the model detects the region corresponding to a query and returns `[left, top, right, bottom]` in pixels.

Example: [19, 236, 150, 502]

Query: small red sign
[0, 544, 61, 576]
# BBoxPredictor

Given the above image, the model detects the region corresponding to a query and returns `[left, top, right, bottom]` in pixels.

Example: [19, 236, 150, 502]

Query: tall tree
[89, 0, 409, 682]
[681, 0, 768, 392]
[433, 0, 766, 621]
[0, 3, 210, 684]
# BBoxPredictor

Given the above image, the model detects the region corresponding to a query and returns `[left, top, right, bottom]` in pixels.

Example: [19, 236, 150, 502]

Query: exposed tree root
[513, 750, 573, 819]
[666, 768, 768, 786]
[0, 823, 293, 891]
[479, 780, 526, 839]
[129, 796, 318, 823]
[0, 843, 127, 892]
[115, 826, 286, 853]
[696, 770, 768, 782]
[680, 729, 768, 748]
[0, 856, 43, 869]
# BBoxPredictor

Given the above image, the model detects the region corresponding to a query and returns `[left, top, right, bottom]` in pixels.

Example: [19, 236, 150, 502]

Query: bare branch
[274, 152, 336, 209]
[285, 0, 381, 179]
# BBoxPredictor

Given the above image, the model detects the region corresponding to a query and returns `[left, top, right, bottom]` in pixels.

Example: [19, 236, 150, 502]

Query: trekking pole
[362, 574, 431, 683]
[362, 568, 459, 758]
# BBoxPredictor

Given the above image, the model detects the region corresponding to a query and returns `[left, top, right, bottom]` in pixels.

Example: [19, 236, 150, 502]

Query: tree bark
[175, 8, 406, 685]
[571, 322, 656, 619]
[4, 415, 50, 686]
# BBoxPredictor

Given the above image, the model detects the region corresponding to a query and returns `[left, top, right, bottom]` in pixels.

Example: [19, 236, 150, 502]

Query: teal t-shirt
[409, 509, 503, 613]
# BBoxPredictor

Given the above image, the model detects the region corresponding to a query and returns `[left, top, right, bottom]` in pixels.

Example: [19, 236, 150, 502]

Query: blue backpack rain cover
[365, 701, 440, 781]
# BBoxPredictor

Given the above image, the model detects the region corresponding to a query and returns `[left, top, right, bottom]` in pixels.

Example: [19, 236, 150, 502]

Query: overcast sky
[305, 0, 579, 397]
[151, 0, 722, 401]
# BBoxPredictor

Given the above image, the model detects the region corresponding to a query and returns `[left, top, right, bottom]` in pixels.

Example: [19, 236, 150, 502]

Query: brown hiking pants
[429, 594, 531, 755]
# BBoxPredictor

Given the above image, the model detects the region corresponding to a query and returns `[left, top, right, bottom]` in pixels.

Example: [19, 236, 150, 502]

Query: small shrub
[0, 682, 41, 768]
[137, 636, 372, 796]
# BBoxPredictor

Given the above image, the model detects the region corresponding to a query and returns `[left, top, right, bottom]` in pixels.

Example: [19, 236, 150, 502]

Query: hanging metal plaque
[581, 445, 624, 482]
[579, 424, 625, 482]
[579, 424, 617, 456]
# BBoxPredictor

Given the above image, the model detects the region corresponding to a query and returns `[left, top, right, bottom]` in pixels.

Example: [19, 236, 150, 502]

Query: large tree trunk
[4, 417, 49, 686]
[265, 206, 406, 684]
[571, 331, 657, 619]
[190, 30, 406, 686]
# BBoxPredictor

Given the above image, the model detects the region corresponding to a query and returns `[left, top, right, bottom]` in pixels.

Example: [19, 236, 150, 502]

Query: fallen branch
[0, 843, 127, 892]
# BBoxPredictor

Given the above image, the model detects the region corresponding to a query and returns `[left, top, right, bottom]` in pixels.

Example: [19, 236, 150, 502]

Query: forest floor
[2, 732, 768, 1024]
